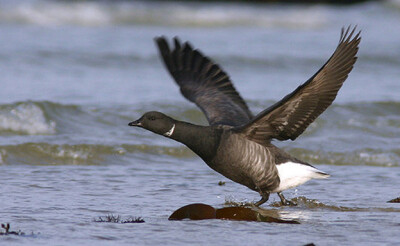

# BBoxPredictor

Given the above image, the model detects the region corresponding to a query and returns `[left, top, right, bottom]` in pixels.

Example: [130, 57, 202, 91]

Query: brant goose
[129, 26, 361, 206]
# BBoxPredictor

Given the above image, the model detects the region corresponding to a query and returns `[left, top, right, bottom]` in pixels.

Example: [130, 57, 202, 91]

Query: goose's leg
[277, 192, 297, 206]
[254, 193, 270, 207]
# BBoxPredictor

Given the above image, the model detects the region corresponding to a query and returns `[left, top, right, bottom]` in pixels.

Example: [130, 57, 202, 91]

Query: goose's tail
[273, 162, 329, 192]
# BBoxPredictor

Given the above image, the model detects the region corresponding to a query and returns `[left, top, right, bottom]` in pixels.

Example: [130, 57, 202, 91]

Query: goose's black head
[129, 111, 176, 137]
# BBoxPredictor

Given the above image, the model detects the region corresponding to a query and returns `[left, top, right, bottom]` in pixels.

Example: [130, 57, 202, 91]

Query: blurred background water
[0, 0, 399, 245]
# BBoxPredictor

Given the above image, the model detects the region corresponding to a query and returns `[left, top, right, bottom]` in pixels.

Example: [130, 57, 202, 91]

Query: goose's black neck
[167, 120, 222, 162]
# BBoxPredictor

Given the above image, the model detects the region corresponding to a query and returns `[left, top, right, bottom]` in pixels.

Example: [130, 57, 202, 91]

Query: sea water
[0, 0, 400, 245]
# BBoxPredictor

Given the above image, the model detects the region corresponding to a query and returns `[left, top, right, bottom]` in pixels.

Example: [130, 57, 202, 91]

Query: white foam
[0, 102, 56, 135]
[0, 1, 327, 27]
[1, 1, 111, 26]
[359, 152, 396, 167]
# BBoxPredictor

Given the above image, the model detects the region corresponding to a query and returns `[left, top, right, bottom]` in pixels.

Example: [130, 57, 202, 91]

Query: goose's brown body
[129, 27, 361, 206]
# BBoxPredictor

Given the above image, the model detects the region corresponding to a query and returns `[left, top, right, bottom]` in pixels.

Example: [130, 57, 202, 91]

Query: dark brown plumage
[155, 36, 253, 127]
[235, 27, 361, 143]
[130, 26, 361, 206]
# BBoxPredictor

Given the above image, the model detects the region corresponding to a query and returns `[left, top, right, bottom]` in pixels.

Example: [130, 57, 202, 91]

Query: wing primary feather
[234, 26, 361, 144]
[155, 36, 253, 127]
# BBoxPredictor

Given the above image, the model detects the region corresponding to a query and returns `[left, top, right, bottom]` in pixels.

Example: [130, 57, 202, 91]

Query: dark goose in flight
[129, 26, 361, 206]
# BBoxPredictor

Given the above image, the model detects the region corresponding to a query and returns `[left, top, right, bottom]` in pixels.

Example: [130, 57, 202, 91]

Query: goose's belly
[207, 134, 279, 192]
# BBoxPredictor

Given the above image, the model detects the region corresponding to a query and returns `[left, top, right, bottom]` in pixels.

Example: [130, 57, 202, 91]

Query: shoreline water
[1, 0, 399, 245]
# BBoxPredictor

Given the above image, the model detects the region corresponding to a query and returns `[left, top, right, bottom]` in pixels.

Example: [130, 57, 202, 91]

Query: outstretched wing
[234, 26, 361, 144]
[155, 37, 253, 127]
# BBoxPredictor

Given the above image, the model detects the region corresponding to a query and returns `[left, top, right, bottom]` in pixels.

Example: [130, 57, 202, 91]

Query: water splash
[0, 101, 56, 135]
[271, 196, 400, 212]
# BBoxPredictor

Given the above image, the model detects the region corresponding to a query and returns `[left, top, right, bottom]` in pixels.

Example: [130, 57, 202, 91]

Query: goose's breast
[208, 134, 278, 191]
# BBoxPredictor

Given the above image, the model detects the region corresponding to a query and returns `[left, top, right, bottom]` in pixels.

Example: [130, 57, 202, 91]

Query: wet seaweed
[94, 214, 145, 223]
[387, 197, 400, 203]
[0, 223, 25, 236]
[121, 217, 145, 224]
[94, 214, 121, 223]
[218, 181, 226, 186]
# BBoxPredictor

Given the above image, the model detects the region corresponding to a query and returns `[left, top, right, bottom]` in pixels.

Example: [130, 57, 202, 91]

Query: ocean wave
[0, 101, 56, 135]
[0, 0, 328, 27]
[0, 143, 118, 165]
[0, 100, 398, 166]
[0, 99, 399, 137]
[287, 147, 400, 167]
[0, 142, 194, 165]
[0, 141, 398, 166]
[385, 0, 400, 10]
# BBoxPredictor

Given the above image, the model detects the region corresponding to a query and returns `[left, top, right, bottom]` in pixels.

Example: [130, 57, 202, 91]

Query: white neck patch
[163, 124, 175, 137]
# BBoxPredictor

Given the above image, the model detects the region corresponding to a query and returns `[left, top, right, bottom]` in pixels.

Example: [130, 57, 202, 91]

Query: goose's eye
[148, 116, 156, 121]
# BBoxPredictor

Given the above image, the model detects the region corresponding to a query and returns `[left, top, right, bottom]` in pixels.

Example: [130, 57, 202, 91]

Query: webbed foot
[254, 193, 270, 207]
[277, 192, 297, 206]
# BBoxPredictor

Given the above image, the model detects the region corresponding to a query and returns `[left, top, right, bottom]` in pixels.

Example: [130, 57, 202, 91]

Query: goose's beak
[128, 119, 142, 127]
